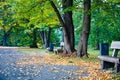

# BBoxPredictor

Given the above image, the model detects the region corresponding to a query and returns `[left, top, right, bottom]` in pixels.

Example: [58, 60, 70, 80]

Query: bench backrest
[111, 41, 120, 49]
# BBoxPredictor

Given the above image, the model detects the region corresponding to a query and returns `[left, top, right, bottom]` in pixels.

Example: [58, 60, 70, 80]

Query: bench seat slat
[98, 56, 120, 63]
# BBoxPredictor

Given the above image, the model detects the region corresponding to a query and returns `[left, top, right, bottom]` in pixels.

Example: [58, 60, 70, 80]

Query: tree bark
[3, 33, 7, 46]
[77, 0, 91, 57]
[46, 27, 51, 48]
[62, 0, 75, 53]
[40, 30, 47, 48]
[50, 0, 75, 54]
[40, 27, 51, 48]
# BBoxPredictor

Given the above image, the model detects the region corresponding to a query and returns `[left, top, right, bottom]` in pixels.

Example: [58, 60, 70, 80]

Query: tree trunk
[2, 26, 12, 46]
[3, 33, 7, 46]
[61, 28, 64, 42]
[40, 27, 51, 48]
[40, 30, 47, 48]
[50, 0, 75, 54]
[30, 28, 38, 48]
[62, 0, 75, 53]
[46, 27, 51, 48]
[77, 0, 91, 57]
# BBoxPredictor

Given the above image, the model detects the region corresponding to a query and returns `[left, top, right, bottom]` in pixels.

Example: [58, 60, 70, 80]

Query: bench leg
[115, 64, 120, 73]
[54, 50, 59, 55]
[102, 61, 114, 69]
[54, 50, 58, 55]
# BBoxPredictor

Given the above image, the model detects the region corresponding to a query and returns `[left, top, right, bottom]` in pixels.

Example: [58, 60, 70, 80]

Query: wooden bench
[54, 48, 63, 54]
[98, 41, 120, 72]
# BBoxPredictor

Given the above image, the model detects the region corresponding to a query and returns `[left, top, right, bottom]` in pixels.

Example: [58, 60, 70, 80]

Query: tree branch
[49, 0, 65, 27]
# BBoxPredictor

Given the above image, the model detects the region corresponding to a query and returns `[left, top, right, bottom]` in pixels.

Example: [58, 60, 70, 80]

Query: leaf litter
[0, 49, 119, 80]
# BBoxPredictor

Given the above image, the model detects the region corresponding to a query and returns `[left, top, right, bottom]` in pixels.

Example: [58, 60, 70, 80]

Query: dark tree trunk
[33, 28, 38, 48]
[40, 27, 51, 48]
[46, 27, 51, 48]
[62, 0, 75, 53]
[3, 33, 7, 46]
[61, 28, 64, 42]
[40, 30, 47, 48]
[77, 0, 91, 57]
[2, 26, 12, 46]
[50, 0, 75, 54]
[30, 28, 38, 48]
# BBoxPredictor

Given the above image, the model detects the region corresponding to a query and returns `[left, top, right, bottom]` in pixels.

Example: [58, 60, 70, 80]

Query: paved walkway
[0, 48, 88, 80]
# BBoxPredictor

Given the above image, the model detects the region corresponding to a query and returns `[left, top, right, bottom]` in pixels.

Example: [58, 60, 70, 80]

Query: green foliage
[1, 0, 120, 49]
[10, 0, 59, 28]
[0, 0, 14, 30]
[9, 27, 31, 46]
[50, 28, 61, 46]
[113, 73, 120, 80]
[0, 0, 15, 46]
[73, 10, 83, 45]
[72, 0, 120, 48]
[0, 29, 4, 45]
[107, 0, 120, 3]
[89, 0, 120, 47]
[2, 0, 60, 47]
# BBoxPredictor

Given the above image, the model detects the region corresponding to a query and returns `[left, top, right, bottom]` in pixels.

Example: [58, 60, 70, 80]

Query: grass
[17, 47, 115, 62]
[17, 48, 47, 55]
[87, 48, 99, 61]
[113, 73, 120, 80]
[17, 47, 120, 64]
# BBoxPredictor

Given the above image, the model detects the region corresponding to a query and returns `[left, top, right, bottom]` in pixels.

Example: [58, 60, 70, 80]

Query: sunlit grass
[17, 47, 119, 62]
[17, 48, 47, 55]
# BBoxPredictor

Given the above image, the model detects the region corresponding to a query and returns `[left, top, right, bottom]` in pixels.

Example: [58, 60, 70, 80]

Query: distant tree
[10, 0, 59, 48]
[0, 0, 14, 46]
[40, 27, 52, 48]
